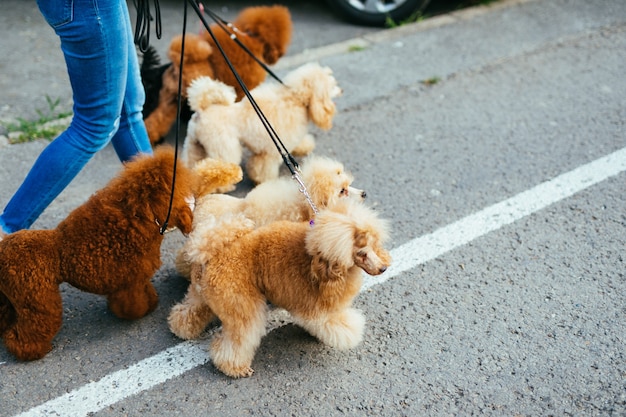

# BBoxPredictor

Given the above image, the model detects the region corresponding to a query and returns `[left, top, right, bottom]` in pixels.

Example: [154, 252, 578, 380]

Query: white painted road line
[15, 147, 626, 417]
[365, 146, 626, 289]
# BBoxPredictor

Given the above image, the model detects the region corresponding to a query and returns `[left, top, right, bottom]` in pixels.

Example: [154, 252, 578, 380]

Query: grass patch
[385, 10, 426, 28]
[421, 76, 442, 86]
[5, 95, 71, 144]
[348, 44, 367, 52]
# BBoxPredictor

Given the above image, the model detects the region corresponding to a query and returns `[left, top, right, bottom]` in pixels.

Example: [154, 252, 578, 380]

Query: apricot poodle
[168, 199, 391, 378]
[183, 62, 342, 184]
[142, 33, 214, 144]
[174, 155, 366, 278]
[0, 147, 195, 361]
[142, 5, 293, 145]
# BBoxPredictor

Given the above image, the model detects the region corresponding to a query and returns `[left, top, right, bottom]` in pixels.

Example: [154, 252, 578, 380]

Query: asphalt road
[1, 0, 625, 416]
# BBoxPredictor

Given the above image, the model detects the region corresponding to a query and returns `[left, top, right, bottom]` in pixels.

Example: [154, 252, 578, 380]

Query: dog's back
[0, 230, 60, 284]
[196, 219, 363, 318]
[242, 178, 311, 226]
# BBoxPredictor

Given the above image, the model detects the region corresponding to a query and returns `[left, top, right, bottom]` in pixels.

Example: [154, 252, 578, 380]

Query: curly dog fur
[183, 62, 342, 184]
[143, 33, 214, 144]
[142, 5, 293, 145]
[0, 147, 195, 361]
[168, 199, 391, 378]
[174, 155, 367, 278]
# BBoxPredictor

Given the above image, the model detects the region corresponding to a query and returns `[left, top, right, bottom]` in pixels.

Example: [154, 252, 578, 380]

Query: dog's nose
[361, 190, 367, 199]
[379, 265, 387, 273]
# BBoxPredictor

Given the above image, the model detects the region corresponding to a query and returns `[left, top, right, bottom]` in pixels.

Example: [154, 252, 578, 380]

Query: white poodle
[183, 62, 342, 184]
[175, 155, 366, 278]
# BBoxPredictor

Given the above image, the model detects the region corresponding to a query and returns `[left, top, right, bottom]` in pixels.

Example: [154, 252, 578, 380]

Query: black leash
[133, 0, 183, 233]
[200, 6, 285, 86]
[193, 2, 318, 214]
[133, 0, 162, 53]
[188, 0, 301, 177]
[158, 1, 189, 234]
[134, 0, 319, 232]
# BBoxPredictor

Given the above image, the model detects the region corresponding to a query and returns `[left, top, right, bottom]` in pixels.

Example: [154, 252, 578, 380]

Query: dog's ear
[263, 43, 281, 65]
[175, 205, 194, 236]
[308, 75, 337, 131]
[306, 210, 355, 270]
[310, 254, 347, 284]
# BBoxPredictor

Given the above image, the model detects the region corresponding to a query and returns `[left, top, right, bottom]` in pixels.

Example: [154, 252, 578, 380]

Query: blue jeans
[0, 0, 152, 233]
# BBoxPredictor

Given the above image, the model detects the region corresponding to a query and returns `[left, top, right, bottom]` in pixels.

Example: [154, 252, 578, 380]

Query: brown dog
[143, 5, 293, 144]
[168, 199, 391, 377]
[0, 147, 194, 361]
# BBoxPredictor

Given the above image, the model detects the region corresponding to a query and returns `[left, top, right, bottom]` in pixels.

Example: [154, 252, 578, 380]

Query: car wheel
[326, 0, 432, 26]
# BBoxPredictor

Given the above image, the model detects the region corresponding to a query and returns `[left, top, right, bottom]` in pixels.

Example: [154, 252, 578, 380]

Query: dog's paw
[167, 303, 207, 340]
[3, 328, 53, 361]
[216, 363, 255, 379]
[210, 332, 257, 378]
[291, 133, 316, 157]
[296, 308, 365, 350]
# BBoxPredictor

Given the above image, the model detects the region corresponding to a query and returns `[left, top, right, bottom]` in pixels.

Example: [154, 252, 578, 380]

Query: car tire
[326, 0, 432, 27]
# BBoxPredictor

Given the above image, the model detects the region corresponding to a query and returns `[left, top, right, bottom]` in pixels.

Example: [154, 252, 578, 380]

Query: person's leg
[0, 0, 147, 233]
[111, 0, 153, 161]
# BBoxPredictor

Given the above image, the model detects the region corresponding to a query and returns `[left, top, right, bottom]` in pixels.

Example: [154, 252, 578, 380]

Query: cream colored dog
[183, 62, 342, 184]
[175, 155, 366, 278]
[167, 199, 391, 378]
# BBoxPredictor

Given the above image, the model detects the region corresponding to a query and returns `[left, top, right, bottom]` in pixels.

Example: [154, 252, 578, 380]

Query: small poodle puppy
[168, 199, 391, 378]
[142, 5, 293, 145]
[0, 147, 195, 361]
[175, 155, 367, 278]
[183, 62, 343, 184]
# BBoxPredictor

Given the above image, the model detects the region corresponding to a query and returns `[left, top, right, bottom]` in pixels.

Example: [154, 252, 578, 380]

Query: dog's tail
[185, 213, 255, 266]
[192, 158, 243, 198]
[187, 76, 237, 112]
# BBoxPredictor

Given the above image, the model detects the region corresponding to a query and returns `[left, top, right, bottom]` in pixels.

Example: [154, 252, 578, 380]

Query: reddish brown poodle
[0, 147, 195, 361]
[143, 5, 293, 145]
[202, 5, 293, 100]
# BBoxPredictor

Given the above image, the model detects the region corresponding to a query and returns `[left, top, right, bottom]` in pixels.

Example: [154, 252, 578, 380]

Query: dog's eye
[357, 250, 367, 259]
[340, 188, 347, 196]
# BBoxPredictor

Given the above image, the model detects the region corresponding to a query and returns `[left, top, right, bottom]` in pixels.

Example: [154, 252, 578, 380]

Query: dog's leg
[168, 283, 215, 340]
[210, 297, 267, 378]
[290, 133, 316, 157]
[144, 97, 178, 145]
[2, 289, 63, 361]
[0, 291, 16, 335]
[294, 307, 365, 350]
[246, 153, 283, 184]
[182, 136, 208, 170]
[107, 280, 158, 320]
[174, 248, 192, 281]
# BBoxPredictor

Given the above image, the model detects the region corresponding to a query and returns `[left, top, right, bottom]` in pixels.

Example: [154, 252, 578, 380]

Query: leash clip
[292, 171, 319, 216]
